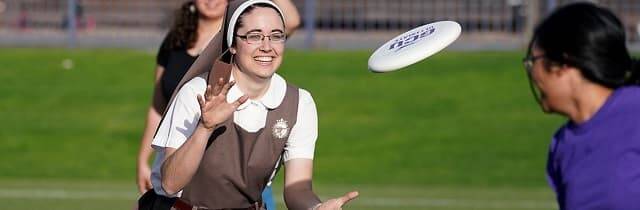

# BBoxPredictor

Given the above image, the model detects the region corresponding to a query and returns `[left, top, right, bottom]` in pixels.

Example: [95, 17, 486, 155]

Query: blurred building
[0, 0, 638, 50]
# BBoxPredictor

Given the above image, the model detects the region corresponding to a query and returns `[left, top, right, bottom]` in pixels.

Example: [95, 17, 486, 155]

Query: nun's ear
[230, 47, 237, 54]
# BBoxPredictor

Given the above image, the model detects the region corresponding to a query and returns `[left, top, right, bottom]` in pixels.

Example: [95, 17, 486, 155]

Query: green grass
[0, 179, 555, 210]
[0, 48, 563, 209]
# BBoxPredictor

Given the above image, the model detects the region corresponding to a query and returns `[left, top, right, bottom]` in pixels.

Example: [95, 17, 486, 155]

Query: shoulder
[549, 122, 570, 151]
[552, 123, 570, 140]
[185, 73, 207, 89]
[297, 88, 314, 105]
[275, 73, 314, 103]
[175, 73, 207, 99]
[616, 86, 640, 106]
[606, 86, 640, 125]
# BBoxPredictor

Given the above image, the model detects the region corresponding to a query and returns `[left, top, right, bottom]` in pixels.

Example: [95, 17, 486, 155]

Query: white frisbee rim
[368, 21, 462, 73]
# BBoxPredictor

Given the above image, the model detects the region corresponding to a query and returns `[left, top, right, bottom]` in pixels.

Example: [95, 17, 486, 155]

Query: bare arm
[161, 80, 248, 196]
[136, 65, 167, 194]
[273, 0, 301, 35]
[283, 159, 321, 209]
[284, 159, 358, 210]
[160, 123, 214, 195]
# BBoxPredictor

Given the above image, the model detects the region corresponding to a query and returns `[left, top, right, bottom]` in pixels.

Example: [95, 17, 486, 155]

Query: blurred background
[0, 0, 638, 210]
[1, 0, 638, 49]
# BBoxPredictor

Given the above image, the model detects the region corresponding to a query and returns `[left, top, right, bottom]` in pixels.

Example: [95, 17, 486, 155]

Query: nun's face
[195, 0, 227, 20]
[231, 7, 285, 80]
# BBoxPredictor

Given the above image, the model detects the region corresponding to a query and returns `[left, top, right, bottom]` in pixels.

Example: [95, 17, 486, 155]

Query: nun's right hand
[196, 78, 248, 130]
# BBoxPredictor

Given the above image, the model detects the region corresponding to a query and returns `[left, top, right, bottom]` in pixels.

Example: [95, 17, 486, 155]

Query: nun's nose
[259, 38, 273, 52]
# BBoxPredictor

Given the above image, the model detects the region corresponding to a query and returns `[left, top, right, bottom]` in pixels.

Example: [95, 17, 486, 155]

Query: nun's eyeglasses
[236, 32, 286, 44]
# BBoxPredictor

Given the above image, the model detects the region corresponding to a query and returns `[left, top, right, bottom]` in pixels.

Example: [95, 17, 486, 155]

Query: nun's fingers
[203, 85, 213, 101]
[197, 94, 207, 112]
[211, 78, 225, 96]
[231, 95, 249, 109]
[336, 191, 359, 207]
[219, 80, 236, 98]
[197, 94, 206, 109]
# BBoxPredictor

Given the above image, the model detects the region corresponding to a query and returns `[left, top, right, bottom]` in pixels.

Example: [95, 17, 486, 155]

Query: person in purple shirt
[522, 2, 640, 210]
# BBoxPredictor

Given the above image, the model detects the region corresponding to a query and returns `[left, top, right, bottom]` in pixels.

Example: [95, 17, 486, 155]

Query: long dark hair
[165, 1, 199, 50]
[529, 2, 640, 88]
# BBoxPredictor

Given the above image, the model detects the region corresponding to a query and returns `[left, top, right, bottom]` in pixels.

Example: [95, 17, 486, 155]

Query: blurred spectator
[61, 0, 94, 31]
[508, 0, 524, 33]
[17, 2, 28, 30]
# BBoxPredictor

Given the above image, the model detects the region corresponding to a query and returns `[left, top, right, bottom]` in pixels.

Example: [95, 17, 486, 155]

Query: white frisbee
[368, 21, 462, 73]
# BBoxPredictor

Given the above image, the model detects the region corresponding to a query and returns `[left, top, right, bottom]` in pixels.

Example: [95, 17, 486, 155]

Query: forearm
[137, 107, 162, 165]
[284, 180, 321, 210]
[160, 123, 213, 195]
[140, 65, 167, 166]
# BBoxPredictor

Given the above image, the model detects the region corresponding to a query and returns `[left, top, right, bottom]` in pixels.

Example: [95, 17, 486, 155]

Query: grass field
[0, 48, 563, 209]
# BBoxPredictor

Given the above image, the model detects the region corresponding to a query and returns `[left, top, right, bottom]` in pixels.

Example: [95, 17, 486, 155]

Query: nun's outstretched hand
[315, 191, 359, 210]
[197, 78, 248, 130]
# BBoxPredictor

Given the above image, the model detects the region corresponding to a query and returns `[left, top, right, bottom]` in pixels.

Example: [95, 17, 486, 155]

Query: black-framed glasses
[236, 32, 286, 44]
[522, 54, 545, 107]
[522, 54, 545, 74]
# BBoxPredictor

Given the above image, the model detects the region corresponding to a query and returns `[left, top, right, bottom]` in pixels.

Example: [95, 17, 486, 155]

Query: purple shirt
[547, 86, 640, 210]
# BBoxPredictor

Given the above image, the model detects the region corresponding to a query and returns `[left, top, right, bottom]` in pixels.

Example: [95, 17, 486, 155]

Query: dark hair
[529, 2, 639, 88]
[165, 1, 199, 50]
[232, 3, 284, 47]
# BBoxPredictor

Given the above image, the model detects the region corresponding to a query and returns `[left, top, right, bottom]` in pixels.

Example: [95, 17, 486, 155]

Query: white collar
[226, 73, 287, 110]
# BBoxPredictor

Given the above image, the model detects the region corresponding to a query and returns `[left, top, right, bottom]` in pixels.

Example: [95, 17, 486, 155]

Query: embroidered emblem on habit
[272, 118, 289, 139]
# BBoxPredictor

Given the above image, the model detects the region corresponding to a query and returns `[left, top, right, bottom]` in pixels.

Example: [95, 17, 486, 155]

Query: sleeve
[611, 138, 640, 208]
[283, 89, 318, 162]
[156, 34, 171, 68]
[151, 78, 204, 149]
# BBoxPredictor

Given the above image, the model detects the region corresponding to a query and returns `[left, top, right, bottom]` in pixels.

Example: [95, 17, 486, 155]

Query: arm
[283, 159, 358, 210]
[272, 0, 301, 35]
[283, 91, 357, 210]
[136, 65, 167, 194]
[160, 122, 215, 195]
[283, 159, 321, 209]
[161, 80, 248, 196]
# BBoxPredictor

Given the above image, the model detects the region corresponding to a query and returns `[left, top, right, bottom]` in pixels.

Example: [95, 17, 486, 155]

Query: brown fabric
[207, 57, 233, 87]
[173, 199, 263, 210]
[180, 84, 299, 209]
[172, 198, 193, 210]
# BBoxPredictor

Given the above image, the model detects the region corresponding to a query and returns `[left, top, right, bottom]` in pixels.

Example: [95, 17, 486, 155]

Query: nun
[139, 1, 358, 209]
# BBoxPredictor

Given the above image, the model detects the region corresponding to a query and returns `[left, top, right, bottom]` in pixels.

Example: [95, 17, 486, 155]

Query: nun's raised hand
[197, 78, 248, 130]
[315, 191, 359, 210]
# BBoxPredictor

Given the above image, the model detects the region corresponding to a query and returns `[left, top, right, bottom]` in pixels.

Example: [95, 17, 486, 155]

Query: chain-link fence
[0, 0, 638, 50]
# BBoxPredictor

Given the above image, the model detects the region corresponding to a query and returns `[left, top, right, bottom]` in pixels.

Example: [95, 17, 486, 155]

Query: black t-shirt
[157, 35, 198, 101]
